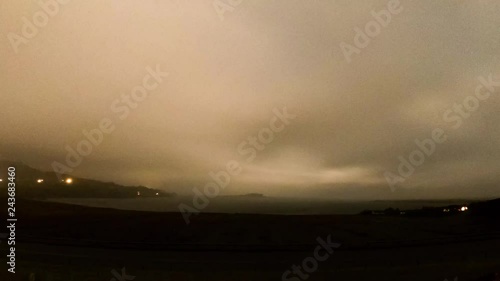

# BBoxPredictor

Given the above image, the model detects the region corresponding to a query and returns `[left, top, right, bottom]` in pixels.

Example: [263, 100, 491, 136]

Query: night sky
[1, 0, 499, 199]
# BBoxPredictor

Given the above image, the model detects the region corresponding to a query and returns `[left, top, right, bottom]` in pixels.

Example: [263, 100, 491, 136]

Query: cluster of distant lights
[1, 178, 160, 195]
[137, 192, 160, 196]
[2, 178, 160, 198]
[38, 178, 73, 184]
[443, 206, 468, 212]
[0, 178, 74, 184]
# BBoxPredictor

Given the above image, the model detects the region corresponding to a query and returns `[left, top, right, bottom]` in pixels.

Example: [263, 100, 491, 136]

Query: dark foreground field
[0, 199, 499, 281]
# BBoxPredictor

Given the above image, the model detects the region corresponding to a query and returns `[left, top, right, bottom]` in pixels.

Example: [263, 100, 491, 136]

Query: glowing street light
[37, 179, 44, 183]
[65, 178, 73, 184]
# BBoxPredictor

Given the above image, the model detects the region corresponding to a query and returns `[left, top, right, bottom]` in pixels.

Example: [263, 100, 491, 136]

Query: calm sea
[47, 196, 470, 215]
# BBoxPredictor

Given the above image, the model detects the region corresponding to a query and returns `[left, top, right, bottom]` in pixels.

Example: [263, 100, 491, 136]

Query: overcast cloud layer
[1, 0, 499, 199]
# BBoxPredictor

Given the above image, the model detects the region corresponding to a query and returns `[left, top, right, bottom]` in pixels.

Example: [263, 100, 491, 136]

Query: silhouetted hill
[0, 161, 176, 199]
[470, 198, 500, 217]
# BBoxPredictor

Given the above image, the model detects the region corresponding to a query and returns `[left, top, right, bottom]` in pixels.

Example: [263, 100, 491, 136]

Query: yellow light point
[137, 191, 141, 196]
[37, 179, 44, 183]
[156, 193, 159, 196]
[65, 178, 73, 184]
[0, 179, 3, 182]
